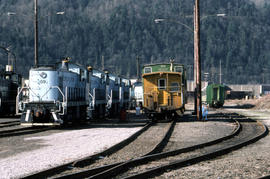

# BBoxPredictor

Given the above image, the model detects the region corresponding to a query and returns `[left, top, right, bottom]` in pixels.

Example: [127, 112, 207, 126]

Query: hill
[0, 0, 270, 84]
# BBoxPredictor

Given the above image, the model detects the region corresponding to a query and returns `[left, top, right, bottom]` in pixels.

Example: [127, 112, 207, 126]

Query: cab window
[174, 66, 183, 72]
[158, 79, 166, 90]
[144, 67, 152, 73]
[170, 82, 179, 92]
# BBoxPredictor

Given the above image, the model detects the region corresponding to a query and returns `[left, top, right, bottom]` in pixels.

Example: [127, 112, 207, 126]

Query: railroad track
[0, 125, 54, 138]
[22, 113, 268, 179]
[0, 120, 20, 128]
[23, 120, 175, 179]
[110, 113, 267, 179]
[52, 113, 239, 179]
[47, 113, 267, 179]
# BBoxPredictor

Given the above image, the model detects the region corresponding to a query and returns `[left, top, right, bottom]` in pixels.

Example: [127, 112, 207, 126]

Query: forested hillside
[0, 0, 270, 84]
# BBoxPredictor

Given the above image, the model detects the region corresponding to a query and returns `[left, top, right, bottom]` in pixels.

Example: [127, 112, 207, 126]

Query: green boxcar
[206, 84, 225, 107]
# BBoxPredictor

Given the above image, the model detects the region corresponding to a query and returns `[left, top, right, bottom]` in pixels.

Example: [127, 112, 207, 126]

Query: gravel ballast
[0, 127, 142, 178]
[157, 109, 270, 179]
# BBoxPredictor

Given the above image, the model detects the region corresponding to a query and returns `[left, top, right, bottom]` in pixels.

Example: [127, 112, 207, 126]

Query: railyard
[0, 101, 269, 179]
[1, 1, 270, 178]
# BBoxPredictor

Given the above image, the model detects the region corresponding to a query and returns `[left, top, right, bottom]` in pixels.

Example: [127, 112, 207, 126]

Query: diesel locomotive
[142, 61, 187, 120]
[16, 59, 132, 125]
[0, 65, 22, 116]
[17, 60, 89, 125]
[88, 68, 107, 119]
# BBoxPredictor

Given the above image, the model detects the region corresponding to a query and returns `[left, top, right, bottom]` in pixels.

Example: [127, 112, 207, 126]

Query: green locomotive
[206, 84, 225, 107]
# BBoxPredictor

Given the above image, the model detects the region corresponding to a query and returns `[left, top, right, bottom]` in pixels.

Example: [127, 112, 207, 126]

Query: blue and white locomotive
[105, 72, 121, 117]
[17, 59, 132, 125]
[88, 68, 107, 119]
[17, 59, 89, 125]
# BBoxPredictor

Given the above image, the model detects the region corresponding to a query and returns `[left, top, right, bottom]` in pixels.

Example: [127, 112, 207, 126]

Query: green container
[206, 84, 225, 107]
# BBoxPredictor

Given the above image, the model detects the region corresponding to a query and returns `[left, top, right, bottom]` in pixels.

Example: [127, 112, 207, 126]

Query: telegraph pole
[34, 0, 39, 67]
[102, 55, 105, 70]
[219, 60, 222, 84]
[195, 0, 202, 120]
[193, 5, 197, 115]
[136, 56, 140, 81]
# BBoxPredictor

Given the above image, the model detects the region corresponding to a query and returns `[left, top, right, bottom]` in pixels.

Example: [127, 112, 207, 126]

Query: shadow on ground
[223, 104, 255, 109]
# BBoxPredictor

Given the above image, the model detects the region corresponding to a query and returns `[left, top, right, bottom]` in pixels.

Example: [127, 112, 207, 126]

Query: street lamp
[154, 9, 225, 120]
[0, 45, 16, 72]
[154, 18, 194, 32]
[200, 13, 226, 20]
[34, 0, 65, 67]
[56, 12, 65, 15]
[7, 12, 16, 16]
[8, 0, 64, 68]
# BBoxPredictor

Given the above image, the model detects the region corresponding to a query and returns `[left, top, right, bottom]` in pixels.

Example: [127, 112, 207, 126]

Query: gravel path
[163, 119, 236, 152]
[91, 123, 172, 167]
[0, 126, 142, 179]
[54, 122, 173, 178]
[156, 108, 270, 179]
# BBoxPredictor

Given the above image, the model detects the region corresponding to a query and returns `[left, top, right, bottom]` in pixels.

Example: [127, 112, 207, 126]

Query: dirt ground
[225, 94, 270, 110]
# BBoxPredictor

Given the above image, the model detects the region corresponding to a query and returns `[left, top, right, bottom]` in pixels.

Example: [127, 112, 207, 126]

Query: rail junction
[11, 109, 267, 179]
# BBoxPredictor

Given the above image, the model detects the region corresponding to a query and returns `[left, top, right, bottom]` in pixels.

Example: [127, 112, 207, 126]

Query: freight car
[17, 59, 89, 125]
[206, 83, 225, 107]
[0, 65, 21, 116]
[142, 61, 187, 120]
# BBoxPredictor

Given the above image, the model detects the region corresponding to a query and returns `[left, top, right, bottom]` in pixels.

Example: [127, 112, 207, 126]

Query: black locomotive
[0, 66, 21, 116]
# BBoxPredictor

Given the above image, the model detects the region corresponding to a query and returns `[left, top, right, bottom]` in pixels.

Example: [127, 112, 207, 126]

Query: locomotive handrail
[16, 86, 66, 115]
[106, 90, 113, 109]
[89, 88, 96, 110]
[45, 86, 66, 115]
[16, 87, 39, 115]
[40, 86, 65, 103]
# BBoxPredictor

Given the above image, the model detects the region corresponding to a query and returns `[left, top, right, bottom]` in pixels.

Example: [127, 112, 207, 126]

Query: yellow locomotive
[142, 61, 187, 120]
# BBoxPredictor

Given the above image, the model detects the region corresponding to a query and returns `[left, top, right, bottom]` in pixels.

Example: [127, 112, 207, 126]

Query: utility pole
[219, 60, 222, 84]
[101, 55, 104, 71]
[195, 0, 202, 120]
[136, 56, 140, 81]
[193, 5, 197, 115]
[34, 0, 39, 67]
